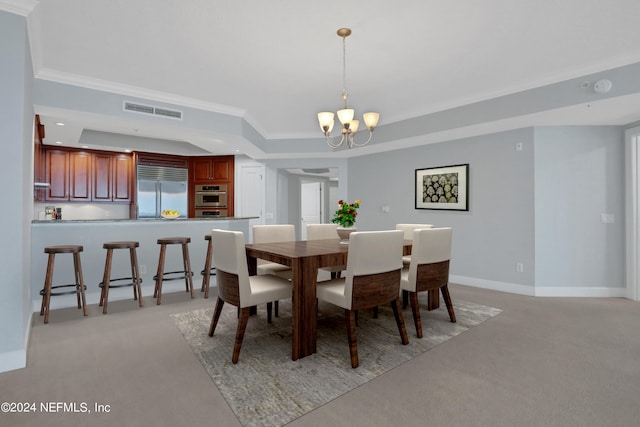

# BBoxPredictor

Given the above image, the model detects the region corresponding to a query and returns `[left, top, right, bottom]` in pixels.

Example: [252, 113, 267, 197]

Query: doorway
[300, 180, 324, 240]
[237, 164, 265, 233]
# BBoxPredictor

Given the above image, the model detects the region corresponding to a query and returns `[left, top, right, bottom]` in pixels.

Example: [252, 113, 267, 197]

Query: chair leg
[274, 300, 279, 318]
[208, 297, 225, 336]
[345, 309, 359, 368]
[372, 306, 378, 319]
[201, 240, 213, 298]
[391, 299, 409, 345]
[74, 253, 88, 316]
[181, 243, 195, 298]
[40, 253, 55, 324]
[409, 292, 423, 338]
[267, 302, 273, 324]
[232, 307, 251, 364]
[130, 247, 143, 307]
[441, 285, 456, 323]
[154, 244, 166, 304]
[100, 248, 113, 314]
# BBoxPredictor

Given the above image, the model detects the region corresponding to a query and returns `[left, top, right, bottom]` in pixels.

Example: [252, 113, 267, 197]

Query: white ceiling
[8, 0, 640, 156]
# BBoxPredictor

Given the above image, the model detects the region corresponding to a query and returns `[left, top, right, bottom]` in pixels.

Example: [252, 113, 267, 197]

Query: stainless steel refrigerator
[136, 165, 188, 218]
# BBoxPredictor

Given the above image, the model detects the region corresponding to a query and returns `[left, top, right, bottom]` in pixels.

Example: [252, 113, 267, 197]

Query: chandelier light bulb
[363, 112, 380, 130]
[337, 108, 354, 125]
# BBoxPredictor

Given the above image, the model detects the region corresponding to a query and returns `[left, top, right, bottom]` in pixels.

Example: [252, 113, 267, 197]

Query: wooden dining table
[245, 238, 415, 360]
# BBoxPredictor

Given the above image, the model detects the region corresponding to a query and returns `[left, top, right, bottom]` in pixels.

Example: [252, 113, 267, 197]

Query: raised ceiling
[7, 0, 640, 157]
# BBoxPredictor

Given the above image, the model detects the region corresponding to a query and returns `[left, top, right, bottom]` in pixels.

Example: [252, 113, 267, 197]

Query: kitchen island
[31, 217, 256, 312]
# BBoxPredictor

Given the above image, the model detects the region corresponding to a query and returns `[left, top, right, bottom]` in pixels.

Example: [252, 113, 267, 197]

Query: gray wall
[0, 10, 33, 371]
[346, 125, 626, 296]
[534, 126, 625, 291]
[349, 128, 536, 292]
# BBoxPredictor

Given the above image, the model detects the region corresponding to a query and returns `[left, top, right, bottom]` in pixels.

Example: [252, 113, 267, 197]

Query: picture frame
[415, 163, 469, 211]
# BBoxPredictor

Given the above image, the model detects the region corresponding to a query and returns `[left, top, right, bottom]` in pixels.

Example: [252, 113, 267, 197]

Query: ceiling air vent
[123, 101, 183, 120]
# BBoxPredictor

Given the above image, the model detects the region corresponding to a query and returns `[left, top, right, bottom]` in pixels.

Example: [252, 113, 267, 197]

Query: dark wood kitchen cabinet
[112, 154, 133, 201]
[191, 156, 233, 183]
[69, 151, 91, 201]
[92, 153, 132, 202]
[44, 147, 132, 203]
[45, 149, 69, 201]
[46, 149, 91, 201]
[33, 115, 46, 201]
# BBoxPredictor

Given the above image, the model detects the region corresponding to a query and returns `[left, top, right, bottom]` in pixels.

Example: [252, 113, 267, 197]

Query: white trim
[451, 275, 629, 298]
[625, 127, 640, 301]
[0, 349, 26, 373]
[0, 0, 38, 16]
[534, 287, 627, 298]
[34, 68, 246, 118]
[450, 275, 535, 296]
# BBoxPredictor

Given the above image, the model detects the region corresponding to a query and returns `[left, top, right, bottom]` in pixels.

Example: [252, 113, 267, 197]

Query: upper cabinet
[112, 154, 133, 201]
[45, 149, 70, 201]
[33, 115, 46, 201]
[44, 147, 132, 203]
[191, 155, 234, 183]
[93, 152, 133, 202]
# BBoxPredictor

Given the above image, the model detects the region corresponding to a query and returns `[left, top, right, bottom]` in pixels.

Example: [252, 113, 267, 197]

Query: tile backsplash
[34, 203, 131, 220]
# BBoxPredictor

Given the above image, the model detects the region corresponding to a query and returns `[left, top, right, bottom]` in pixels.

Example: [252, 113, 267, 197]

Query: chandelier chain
[342, 34, 348, 107]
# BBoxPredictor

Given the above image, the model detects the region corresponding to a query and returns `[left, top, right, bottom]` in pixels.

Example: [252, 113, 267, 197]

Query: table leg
[427, 289, 440, 310]
[291, 256, 318, 360]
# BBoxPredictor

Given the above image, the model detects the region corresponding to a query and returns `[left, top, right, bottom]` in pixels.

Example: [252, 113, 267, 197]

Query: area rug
[171, 296, 501, 427]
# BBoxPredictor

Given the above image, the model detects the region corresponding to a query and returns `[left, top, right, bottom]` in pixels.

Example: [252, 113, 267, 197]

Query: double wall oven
[194, 184, 228, 218]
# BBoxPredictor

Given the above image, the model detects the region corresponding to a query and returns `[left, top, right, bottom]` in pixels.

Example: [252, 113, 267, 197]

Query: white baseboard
[451, 275, 629, 298]
[0, 349, 26, 373]
[0, 306, 34, 374]
[534, 286, 627, 297]
[450, 275, 535, 296]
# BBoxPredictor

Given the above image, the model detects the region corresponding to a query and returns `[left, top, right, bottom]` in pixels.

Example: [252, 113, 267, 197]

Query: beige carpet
[171, 297, 501, 427]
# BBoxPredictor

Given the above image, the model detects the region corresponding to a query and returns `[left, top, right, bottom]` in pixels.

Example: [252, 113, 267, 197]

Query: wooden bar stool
[200, 234, 216, 299]
[99, 241, 143, 314]
[39, 245, 88, 324]
[153, 237, 195, 305]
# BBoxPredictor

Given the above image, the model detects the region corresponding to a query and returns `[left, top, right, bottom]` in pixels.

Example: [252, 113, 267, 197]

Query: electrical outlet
[516, 262, 524, 273]
[140, 264, 147, 275]
[515, 142, 523, 151]
[600, 213, 615, 224]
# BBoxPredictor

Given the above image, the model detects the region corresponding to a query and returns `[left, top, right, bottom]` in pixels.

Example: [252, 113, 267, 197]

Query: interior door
[300, 181, 322, 240]
[239, 165, 265, 234]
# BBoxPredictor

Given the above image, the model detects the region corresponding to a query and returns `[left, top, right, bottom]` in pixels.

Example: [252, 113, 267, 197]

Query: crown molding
[35, 68, 247, 119]
[0, 0, 38, 16]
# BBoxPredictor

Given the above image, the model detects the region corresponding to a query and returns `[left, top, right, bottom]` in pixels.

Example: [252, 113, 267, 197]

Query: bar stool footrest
[40, 283, 87, 296]
[200, 267, 216, 276]
[153, 270, 194, 282]
[99, 277, 143, 289]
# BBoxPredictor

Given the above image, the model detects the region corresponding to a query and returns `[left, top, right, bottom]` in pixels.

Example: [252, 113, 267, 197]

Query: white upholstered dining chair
[395, 223, 434, 266]
[316, 230, 408, 368]
[208, 229, 292, 364]
[306, 223, 344, 280]
[252, 224, 295, 279]
[400, 227, 456, 338]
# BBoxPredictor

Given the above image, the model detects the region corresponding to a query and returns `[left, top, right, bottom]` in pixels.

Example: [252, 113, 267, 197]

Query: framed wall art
[415, 163, 469, 211]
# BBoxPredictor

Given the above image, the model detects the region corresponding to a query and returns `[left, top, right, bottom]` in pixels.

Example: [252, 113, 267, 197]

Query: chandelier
[317, 28, 380, 149]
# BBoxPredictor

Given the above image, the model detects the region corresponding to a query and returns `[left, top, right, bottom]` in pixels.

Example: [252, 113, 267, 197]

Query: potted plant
[331, 199, 360, 244]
